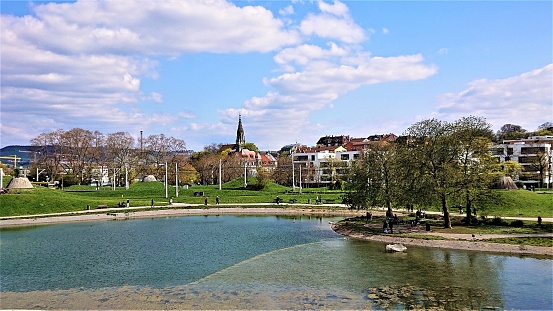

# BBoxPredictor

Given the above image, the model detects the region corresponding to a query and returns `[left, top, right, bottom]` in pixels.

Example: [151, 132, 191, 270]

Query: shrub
[510, 220, 524, 227]
[489, 217, 508, 226]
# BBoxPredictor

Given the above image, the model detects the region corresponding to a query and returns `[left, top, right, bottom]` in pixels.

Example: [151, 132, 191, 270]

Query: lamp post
[175, 162, 179, 198]
[165, 161, 168, 199]
[219, 159, 222, 191]
[291, 151, 295, 191]
[244, 160, 247, 188]
[125, 164, 129, 190]
[299, 164, 302, 194]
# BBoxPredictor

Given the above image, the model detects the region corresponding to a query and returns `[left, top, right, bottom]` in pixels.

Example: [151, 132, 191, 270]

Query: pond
[1, 215, 551, 310]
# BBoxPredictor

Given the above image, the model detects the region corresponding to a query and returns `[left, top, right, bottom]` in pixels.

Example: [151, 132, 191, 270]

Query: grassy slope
[0, 178, 345, 217]
[475, 190, 552, 218]
[1, 177, 551, 218]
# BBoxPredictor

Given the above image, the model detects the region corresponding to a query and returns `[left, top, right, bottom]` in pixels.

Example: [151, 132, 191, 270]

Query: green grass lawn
[1, 176, 551, 218]
[0, 178, 346, 217]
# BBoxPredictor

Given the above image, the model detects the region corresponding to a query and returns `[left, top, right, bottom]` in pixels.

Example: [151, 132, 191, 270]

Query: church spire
[235, 114, 245, 152]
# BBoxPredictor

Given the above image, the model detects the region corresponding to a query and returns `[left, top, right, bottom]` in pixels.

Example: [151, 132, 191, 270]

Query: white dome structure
[143, 175, 157, 182]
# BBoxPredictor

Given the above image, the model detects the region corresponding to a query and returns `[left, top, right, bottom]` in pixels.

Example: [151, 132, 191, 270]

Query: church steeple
[235, 114, 245, 152]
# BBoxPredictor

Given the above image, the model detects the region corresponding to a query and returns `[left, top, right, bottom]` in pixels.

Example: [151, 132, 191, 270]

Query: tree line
[346, 116, 517, 228]
[26, 128, 296, 188]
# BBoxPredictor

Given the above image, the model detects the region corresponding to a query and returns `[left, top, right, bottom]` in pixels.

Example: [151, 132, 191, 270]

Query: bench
[97, 204, 108, 209]
[289, 199, 297, 204]
[193, 191, 204, 197]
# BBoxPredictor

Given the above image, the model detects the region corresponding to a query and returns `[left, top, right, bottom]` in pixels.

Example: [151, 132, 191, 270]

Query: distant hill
[0, 145, 39, 167]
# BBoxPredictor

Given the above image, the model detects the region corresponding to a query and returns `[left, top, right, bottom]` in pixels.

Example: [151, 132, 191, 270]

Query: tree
[495, 124, 527, 142]
[346, 141, 398, 210]
[537, 122, 553, 131]
[143, 134, 186, 178]
[179, 163, 200, 186]
[501, 160, 524, 179]
[401, 119, 458, 228]
[105, 132, 135, 186]
[272, 156, 292, 186]
[242, 142, 259, 152]
[452, 116, 498, 224]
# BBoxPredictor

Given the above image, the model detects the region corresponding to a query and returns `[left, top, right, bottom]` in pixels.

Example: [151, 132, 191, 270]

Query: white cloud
[221, 50, 437, 148]
[382, 27, 389, 34]
[300, 0, 366, 44]
[318, 0, 350, 18]
[279, 5, 295, 16]
[435, 64, 553, 131]
[0, 0, 302, 146]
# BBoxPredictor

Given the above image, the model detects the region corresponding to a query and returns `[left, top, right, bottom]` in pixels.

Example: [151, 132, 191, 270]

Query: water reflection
[1, 215, 551, 310]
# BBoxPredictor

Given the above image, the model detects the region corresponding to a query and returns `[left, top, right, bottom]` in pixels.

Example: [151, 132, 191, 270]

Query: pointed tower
[235, 114, 245, 152]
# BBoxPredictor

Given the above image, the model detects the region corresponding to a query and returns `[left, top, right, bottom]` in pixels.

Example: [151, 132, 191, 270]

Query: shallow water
[1, 215, 551, 310]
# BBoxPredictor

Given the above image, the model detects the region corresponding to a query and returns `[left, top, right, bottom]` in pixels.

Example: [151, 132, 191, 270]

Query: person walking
[216, 196, 220, 205]
[151, 199, 154, 208]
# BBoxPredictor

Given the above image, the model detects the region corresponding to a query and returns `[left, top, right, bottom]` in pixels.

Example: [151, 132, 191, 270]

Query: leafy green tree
[345, 141, 398, 210]
[345, 154, 371, 209]
[242, 142, 259, 152]
[452, 116, 498, 224]
[401, 119, 458, 228]
[495, 124, 527, 142]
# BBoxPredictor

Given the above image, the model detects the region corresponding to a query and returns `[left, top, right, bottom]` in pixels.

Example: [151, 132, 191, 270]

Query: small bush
[489, 217, 508, 226]
[510, 220, 524, 227]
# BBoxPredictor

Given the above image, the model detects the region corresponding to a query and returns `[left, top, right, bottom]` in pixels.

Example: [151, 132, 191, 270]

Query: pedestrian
[216, 196, 220, 205]
[169, 197, 173, 205]
[204, 196, 208, 205]
[538, 216, 542, 226]
[151, 199, 154, 208]
[126, 199, 129, 208]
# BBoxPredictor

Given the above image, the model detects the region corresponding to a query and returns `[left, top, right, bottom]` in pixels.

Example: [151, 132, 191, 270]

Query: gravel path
[332, 223, 553, 257]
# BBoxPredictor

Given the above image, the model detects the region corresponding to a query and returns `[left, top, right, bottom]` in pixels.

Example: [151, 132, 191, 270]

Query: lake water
[1, 215, 551, 310]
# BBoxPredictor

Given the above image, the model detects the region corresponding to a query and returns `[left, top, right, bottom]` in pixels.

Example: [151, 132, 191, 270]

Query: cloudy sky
[1, 0, 551, 151]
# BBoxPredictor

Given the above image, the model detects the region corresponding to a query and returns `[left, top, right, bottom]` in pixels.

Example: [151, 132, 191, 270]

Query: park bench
[97, 204, 108, 209]
[289, 198, 297, 204]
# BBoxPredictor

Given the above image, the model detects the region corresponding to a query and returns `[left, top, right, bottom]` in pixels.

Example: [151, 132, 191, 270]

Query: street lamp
[165, 162, 168, 199]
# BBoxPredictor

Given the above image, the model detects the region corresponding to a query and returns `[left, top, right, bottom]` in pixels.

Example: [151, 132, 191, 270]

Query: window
[341, 154, 349, 160]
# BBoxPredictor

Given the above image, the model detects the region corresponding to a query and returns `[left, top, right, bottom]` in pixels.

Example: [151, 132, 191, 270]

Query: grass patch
[482, 237, 553, 247]
[0, 178, 346, 217]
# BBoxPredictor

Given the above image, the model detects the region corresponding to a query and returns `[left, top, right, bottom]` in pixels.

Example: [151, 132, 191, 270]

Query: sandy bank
[332, 223, 553, 258]
[0, 206, 365, 228]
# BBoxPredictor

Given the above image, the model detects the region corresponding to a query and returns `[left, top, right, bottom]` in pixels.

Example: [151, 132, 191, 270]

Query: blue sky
[1, 0, 551, 151]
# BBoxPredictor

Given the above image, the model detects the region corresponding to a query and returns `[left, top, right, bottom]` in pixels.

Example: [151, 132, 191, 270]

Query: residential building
[491, 136, 553, 187]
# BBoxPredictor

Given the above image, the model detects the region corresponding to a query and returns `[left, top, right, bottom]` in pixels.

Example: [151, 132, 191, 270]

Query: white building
[491, 136, 553, 187]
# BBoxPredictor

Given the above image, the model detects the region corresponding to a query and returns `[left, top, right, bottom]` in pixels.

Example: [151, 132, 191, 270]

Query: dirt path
[332, 223, 553, 258]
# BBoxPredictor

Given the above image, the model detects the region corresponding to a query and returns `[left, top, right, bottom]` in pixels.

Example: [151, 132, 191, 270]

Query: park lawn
[0, 179, 346, 217]
[475, 189, 553, 218]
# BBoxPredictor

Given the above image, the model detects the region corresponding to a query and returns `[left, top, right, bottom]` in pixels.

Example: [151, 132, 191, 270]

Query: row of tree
[27, 128, 297, 188]
[346, 116, 504, 228]
[30, 128, 186, 186]
[495, 122, 552, 142]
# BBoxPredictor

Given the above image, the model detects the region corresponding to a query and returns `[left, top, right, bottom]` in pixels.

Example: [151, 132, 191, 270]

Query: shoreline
[0, 205, 365, 228]
[2, 206, 551, 258]
[332, 223, 553, 258]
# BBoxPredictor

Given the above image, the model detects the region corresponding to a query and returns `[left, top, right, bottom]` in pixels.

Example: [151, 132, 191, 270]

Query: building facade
[491, 136, 553, 187]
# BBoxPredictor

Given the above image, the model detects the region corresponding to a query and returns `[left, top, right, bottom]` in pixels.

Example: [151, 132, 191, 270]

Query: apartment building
[491, 136, 553, 187]
[291, 134, 397, 186]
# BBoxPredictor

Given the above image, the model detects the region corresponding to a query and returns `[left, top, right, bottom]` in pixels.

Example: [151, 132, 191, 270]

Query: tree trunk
[465, 189, 472, 225]
[441, 195, 452, 228]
